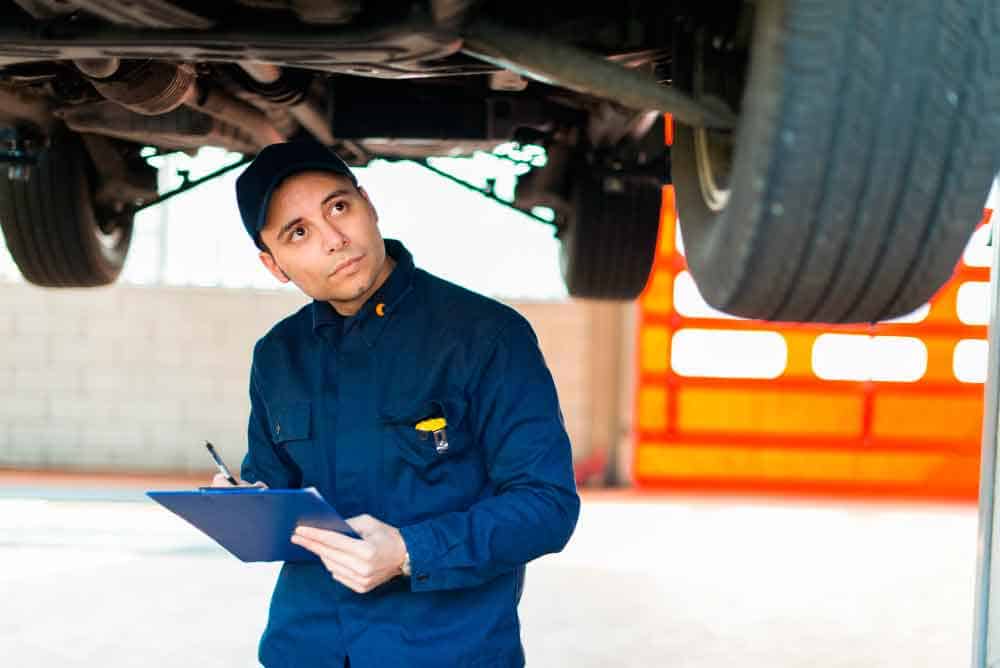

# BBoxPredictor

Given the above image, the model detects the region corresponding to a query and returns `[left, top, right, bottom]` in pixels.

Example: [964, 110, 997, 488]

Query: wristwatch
[400, 550, 411, 577]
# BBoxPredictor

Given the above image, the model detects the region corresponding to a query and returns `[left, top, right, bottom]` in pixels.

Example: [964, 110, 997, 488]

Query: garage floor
[0, 474, 978, 667]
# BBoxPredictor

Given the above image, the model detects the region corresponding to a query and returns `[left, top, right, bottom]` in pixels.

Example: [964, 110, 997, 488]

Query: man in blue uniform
[229, 140, 581, 668]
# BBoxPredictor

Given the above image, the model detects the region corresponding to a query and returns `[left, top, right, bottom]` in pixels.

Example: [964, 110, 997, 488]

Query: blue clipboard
[146, 486, 360, 562]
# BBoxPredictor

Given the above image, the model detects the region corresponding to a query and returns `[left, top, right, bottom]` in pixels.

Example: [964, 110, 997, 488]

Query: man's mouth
[331, 255, 362, 276]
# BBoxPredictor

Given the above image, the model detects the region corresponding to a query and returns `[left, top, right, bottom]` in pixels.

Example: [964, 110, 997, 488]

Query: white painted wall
[0, 282, 591, 475]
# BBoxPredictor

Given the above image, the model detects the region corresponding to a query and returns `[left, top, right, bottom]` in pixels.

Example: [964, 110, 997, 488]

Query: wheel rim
[692, 33, 735, 213]
[694, 127, 732, 212]
[95, 223, 127, 263]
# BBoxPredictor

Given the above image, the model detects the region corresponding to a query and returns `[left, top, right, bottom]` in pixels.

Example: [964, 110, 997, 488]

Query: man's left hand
[291, 514, 408, 594]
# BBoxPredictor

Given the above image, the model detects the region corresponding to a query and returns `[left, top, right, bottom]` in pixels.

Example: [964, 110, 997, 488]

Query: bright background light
[0, 146, 568, 301]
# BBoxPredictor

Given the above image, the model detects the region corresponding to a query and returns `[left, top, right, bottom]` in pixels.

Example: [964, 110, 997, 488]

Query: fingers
[291, 516, 403, 594]
[295, 525, 375, 560]
[211, 473, 234, 487]
[209, 474, 267, 488]
[319, 554, 378, 594]
[291, 531, 373, 577]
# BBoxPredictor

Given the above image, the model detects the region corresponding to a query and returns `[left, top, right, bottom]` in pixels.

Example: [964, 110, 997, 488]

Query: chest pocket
[266, 400, 316, 480]
[268, 400, 312, 446]
[380, 395, 472, 482]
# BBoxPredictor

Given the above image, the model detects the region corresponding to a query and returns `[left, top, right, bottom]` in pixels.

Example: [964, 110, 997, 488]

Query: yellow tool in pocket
[415, 417, 449, 454]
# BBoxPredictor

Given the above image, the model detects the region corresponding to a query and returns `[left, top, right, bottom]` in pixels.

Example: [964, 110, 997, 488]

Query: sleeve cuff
[399, 520, 445, 591]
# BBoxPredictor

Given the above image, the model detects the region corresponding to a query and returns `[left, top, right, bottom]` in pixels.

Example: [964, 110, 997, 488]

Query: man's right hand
[210, 474, 268, 488]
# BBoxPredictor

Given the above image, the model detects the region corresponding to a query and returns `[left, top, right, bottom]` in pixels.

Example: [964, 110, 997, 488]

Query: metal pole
[134, 154, 252, 213]
[414, 159, 556, 227]
[460, 19, 737, 130]
[972, 178, 1000, 667]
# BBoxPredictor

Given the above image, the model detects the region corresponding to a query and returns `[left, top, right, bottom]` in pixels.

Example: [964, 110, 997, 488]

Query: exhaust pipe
[238, 62, 334, 145]
[75, 58, 283, 150]
[182, 84, 284, 148]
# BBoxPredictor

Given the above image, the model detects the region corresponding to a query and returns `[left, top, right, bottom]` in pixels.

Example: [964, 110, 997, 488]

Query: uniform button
[416, 574, 429, 583]
[375, 302, 386, 317]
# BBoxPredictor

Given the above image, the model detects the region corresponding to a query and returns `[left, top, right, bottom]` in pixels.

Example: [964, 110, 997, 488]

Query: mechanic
[220, 140, 581, 668]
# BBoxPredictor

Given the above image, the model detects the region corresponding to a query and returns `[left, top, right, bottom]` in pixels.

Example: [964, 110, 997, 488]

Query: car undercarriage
[1, 0, 997, 323]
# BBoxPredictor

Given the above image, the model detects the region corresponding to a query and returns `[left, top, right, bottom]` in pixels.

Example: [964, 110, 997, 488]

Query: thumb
[345, 514, 378, 536]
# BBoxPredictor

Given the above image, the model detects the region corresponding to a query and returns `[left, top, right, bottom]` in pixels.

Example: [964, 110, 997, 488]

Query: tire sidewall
[673, 0, 787, 312]
[66, 139, 134, 284]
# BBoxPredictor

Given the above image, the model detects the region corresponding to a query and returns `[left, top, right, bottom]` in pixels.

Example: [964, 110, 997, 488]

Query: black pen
[205, 441, 239, 486]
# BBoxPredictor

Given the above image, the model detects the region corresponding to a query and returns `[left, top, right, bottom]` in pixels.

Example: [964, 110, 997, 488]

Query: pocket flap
[380, 395, 467, 430]
[382, 395, 471, 470]
[267, 400, 311, 444]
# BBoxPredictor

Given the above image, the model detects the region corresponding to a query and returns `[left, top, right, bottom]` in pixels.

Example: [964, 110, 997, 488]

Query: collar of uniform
[311, 297, 340, 338]
[310, 238, 415, 344]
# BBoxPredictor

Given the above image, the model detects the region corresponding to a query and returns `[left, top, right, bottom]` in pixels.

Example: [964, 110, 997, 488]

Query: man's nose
[320, 222, 349, 253]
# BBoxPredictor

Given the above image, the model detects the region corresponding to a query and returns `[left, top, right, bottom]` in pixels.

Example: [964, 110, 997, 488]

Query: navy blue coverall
[241, 238, 581, 667]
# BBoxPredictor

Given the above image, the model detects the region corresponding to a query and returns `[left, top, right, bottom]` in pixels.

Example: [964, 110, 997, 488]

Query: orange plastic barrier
[634, 119, 993, 501]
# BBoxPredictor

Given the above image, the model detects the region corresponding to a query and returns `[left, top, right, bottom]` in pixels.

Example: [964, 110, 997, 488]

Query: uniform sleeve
[240, 340, 299, 489]
[398, 317, 581, 592]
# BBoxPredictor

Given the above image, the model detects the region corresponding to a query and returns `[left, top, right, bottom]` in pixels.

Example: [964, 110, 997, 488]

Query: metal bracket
[414, 156, 556, 227]
[133, 153, 252, 212]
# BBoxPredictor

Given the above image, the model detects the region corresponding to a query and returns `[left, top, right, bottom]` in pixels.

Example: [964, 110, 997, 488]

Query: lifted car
[0, 0, 997, 322]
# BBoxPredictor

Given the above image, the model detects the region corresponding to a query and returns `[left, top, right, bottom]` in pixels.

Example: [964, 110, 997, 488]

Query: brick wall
[0, 282, 594, 475]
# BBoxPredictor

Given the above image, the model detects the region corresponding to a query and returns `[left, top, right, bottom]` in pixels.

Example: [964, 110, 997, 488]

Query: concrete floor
[0, 481, 980, 667]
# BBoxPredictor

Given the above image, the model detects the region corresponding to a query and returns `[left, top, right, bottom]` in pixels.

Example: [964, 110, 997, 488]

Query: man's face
[257, 171, 393, 315]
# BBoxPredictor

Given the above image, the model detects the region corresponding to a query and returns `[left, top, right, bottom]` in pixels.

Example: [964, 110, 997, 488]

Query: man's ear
[259, 250, 291, 283]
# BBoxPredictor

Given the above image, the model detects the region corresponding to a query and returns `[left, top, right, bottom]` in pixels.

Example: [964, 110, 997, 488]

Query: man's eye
[329, 201, 347, 215]
[291, 227, 306, 239]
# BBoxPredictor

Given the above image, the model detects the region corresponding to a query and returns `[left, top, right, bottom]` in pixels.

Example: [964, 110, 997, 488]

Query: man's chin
[318, 278, 376, 304]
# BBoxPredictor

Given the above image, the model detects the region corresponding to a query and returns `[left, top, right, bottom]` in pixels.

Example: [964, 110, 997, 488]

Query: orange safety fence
[633, 116, 995, 502]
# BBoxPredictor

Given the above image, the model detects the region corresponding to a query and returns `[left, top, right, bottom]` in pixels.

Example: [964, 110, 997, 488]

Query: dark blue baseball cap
[236, 140, 358, 249]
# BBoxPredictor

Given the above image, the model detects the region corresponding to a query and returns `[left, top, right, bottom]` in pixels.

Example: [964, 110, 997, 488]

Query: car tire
[558, 162, 664, 300]
[0, 132, 134, 287]
[672, 0, 1000, 323]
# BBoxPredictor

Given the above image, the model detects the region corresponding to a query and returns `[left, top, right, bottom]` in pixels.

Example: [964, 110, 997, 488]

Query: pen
[205, 441, 239, 486]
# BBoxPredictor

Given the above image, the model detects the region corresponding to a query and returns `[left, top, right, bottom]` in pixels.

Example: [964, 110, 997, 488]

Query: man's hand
[209, 474, 268, 488]
[291, 514, 408, 594]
